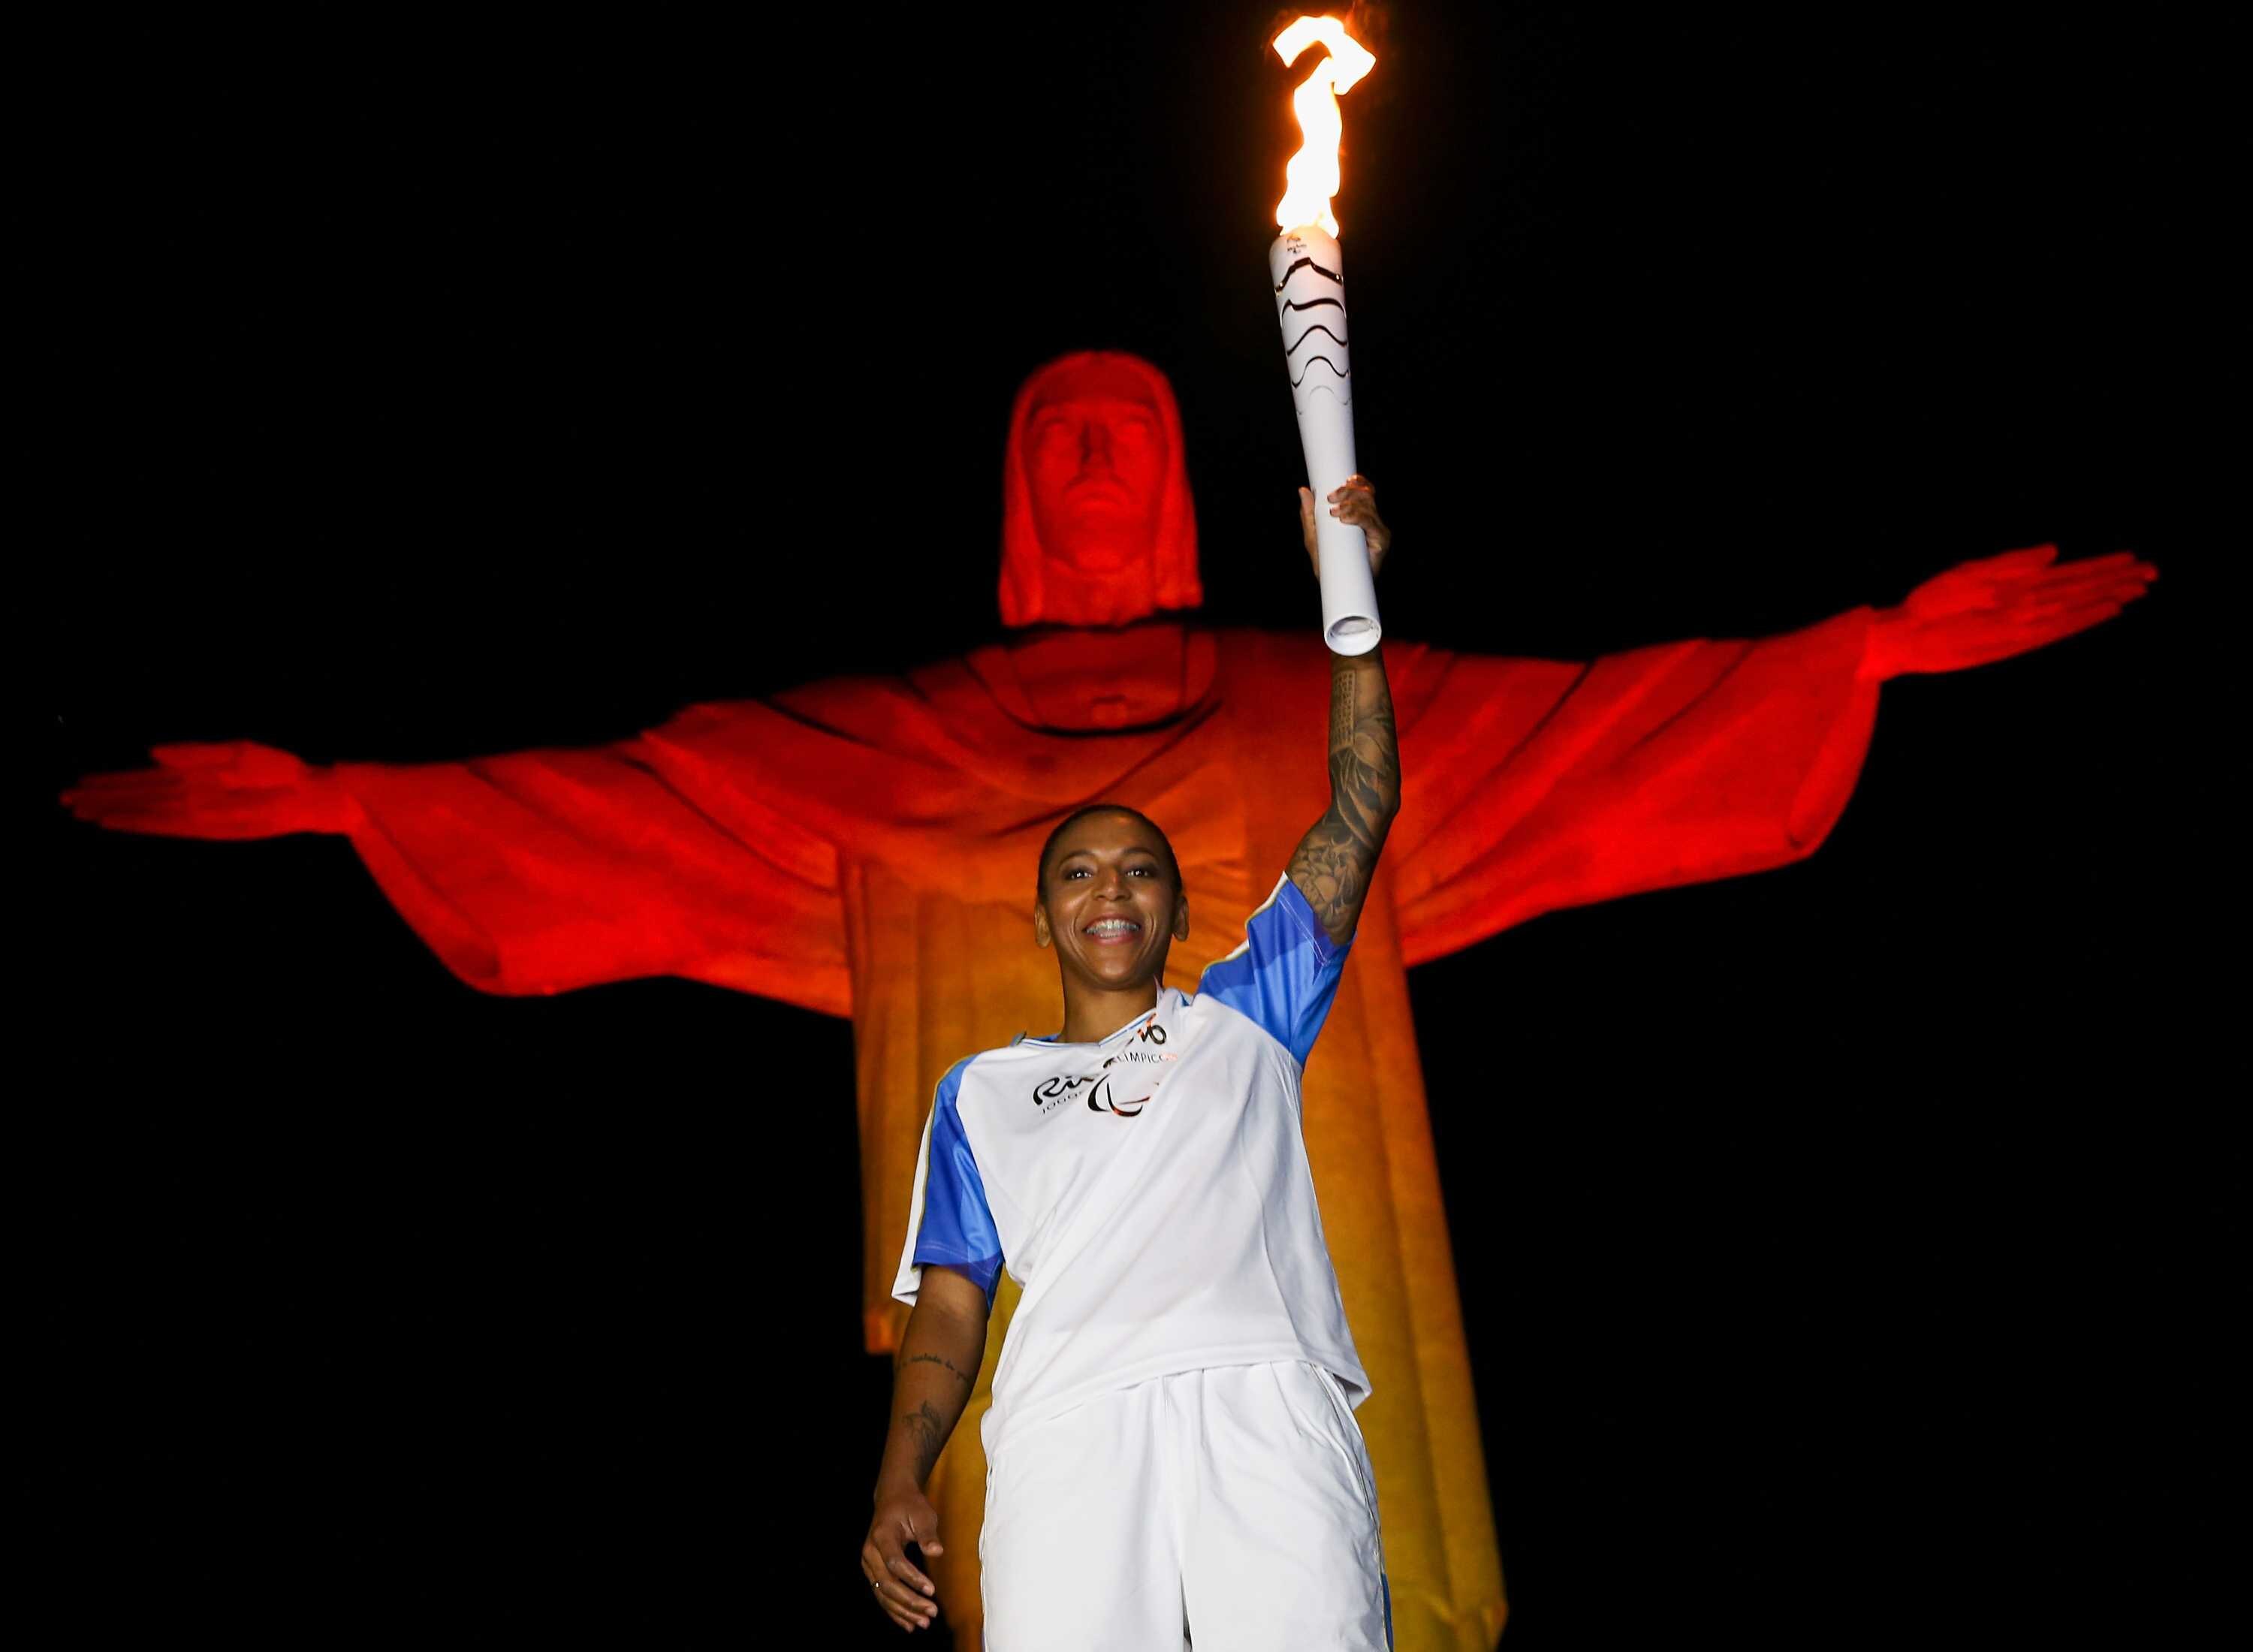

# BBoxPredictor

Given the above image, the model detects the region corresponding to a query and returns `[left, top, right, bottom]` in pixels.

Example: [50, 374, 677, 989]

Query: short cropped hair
[1035, 803, 1183, 900]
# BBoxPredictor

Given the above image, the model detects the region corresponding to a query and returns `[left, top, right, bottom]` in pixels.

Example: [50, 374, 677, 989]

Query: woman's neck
[1055, 978, 1162, 1045]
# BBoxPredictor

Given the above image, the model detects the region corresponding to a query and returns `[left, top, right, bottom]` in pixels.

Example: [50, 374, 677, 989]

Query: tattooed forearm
[899, 1351, 978, 1388]
[898, 1400, 949, 1483]
[873, 1290, 988, 1502]
[1287, 646, 1401, 944]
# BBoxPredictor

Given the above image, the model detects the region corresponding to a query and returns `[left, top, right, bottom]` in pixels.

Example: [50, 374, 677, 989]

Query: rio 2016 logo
[1030, 1071, 1148, 1117]
[1030, 1021, 1171, 1118]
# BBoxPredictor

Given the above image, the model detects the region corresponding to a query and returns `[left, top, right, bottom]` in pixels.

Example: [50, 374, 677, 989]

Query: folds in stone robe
[317, 608, 1877, 1652]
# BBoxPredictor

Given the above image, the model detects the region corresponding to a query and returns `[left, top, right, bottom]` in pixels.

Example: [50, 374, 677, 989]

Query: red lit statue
[65, 351, 2154, 1651]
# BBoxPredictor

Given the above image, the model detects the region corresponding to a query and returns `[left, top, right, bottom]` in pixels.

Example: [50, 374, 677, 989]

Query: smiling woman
[1030, 803, 1191, 1041]
[861, 485, 1407, 1647]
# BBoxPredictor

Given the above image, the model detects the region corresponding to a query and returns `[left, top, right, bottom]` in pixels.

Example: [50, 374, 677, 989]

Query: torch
[1270, 16, 1380, 654]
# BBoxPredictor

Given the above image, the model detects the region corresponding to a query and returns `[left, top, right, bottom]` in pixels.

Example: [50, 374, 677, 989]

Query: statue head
[1000, 351, 1203, 628]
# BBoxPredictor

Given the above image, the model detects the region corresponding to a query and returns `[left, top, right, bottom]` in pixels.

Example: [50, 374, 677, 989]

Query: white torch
[1270, 15, 1380, 654]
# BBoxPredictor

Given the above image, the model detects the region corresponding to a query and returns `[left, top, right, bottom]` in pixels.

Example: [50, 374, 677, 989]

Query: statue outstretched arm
[62, 716, 852, 1013]
[1383, 544, 2155, 966]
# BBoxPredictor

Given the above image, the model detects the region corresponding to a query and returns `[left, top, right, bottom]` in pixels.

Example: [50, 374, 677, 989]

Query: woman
[861, 479, 1398, 1648]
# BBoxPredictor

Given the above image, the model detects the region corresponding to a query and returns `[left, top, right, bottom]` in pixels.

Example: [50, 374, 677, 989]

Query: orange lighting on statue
[63, 354, 2157, 1652]
[1274, 15, 1375, 235]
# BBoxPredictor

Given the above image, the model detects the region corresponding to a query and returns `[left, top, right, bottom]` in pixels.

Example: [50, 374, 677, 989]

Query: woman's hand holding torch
[1299, 476, 1389, 583]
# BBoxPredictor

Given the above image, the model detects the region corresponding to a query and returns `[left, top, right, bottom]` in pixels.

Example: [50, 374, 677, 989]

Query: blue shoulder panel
[912, 1057, 1004, 1305]
[1197, 876, 1350, 1066]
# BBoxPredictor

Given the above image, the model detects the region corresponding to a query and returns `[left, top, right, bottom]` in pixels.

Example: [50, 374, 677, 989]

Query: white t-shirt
[891, 873, 1370, 1455]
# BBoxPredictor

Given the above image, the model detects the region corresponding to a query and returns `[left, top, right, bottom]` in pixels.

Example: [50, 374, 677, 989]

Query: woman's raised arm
[1286, 479, 1399, 947]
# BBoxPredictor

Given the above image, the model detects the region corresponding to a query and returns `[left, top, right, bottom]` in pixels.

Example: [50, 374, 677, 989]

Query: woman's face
[1034, 811, 1188, 993]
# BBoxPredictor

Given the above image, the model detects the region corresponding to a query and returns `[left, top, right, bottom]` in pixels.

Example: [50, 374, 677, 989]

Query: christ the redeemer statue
[65, 351, 2153, 1651]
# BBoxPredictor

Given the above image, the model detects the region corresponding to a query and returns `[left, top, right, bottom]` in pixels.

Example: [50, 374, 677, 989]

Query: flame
[1273, 15, 1376, 237]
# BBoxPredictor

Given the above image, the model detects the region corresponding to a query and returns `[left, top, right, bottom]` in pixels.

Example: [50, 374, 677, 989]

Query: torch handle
[1272, 227, 1381, 654]
[1301, 421, 1379, 653]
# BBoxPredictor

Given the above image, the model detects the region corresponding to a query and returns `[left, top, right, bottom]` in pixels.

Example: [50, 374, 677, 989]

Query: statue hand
[1299, 475, 1390, 579]
[61, 741, 360, 839]
[1859, 544, 2158, 681]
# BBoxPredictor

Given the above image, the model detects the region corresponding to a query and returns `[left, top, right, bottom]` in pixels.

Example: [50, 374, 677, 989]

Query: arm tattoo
[1287, 647, 1401, 943]
[899, 1400, 949, 1484]
[899, 1351, 977, 1388]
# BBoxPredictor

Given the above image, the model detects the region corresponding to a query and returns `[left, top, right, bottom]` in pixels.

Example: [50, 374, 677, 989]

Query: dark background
[35, 5, 2228, 1647]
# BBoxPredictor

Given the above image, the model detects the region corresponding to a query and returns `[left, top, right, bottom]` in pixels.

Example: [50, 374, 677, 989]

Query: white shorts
[979, 1360, 1391, 1650]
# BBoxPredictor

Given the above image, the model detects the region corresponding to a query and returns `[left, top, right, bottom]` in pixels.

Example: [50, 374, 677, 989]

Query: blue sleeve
[906, 1058, 1003, 1307]
[1196, 876, 1350, 1066]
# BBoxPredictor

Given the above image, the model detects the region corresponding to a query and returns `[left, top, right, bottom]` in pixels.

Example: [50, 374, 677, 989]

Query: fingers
[59, 770, 204, 833]
[62, 769, 184, 810]
[885, 1548, 937, 1596]
[1912, 550, 2155, 633]
[1960, 544, 2060, 577]
[59, 772, 303, 838]
[1985, 568, 2153, 630]
[1928, 601, 2131, 671]
[879, 1575, 939, 1631]
[2017, 559, 2156, 604]
[2013, 599, 2129, 647]
[2016, 583, 2147, 626]
[872, 1520, 938, 1596]
[1306, 478, 1377, 524]
[149, 741, 254, 770]
[1956, 550, 2155, 605]
[2011, 552, 2147, 586]
[2038, 550, 2143, 577]
[870, 1570, 939, 1632]
[1325, 477, 1385, 553]
[862, 1538, 940, 1631]
[1325, 478, 1388, 575]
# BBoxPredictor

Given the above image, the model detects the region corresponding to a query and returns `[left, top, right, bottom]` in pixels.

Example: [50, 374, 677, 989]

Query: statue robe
[327, 611, 1878, 1651]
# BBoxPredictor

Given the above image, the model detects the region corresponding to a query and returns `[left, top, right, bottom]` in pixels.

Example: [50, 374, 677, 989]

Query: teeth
[1087, 920, 1139, 935]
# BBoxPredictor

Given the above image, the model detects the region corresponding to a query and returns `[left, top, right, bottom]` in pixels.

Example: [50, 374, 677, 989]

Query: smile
[1084, 918, 1142, 941]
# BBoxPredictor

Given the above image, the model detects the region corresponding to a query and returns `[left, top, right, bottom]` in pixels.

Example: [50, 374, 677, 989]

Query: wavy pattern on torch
[1289, 354, 1350, 390]
[1274, 256, 1344, 292]
[1278, 295, 1345, 318]
[1285, 324, 1350, 356]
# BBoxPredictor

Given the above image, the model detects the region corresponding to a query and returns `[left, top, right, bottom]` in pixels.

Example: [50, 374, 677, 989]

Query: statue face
[998, 349, 1202, 630]
[1021, 388, 1170, 577]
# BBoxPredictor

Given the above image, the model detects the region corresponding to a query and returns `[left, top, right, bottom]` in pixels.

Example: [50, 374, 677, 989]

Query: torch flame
[1273, 15, 1376, 237]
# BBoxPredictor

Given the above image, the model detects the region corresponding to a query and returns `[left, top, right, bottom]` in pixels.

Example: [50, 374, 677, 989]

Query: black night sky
[36, 7, 2226, 1647]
